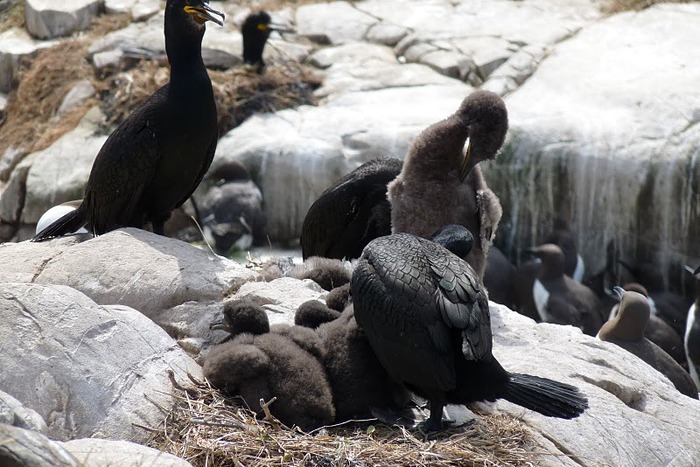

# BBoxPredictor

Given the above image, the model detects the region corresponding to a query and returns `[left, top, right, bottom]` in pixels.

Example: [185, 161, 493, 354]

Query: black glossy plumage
[33, 0, 223, 241]
[301, 157, 403, 260]
[352, 226, 588, 431]
[242, 10, 273, 70]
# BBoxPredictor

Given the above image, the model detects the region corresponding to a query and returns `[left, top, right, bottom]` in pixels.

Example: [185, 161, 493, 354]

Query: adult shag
[388, 91, 508, 280]
[352, 225, 588, 431]
[301, 157, 402, 260]
[241, 10, 280, 72]
[33, 0, 224, 241]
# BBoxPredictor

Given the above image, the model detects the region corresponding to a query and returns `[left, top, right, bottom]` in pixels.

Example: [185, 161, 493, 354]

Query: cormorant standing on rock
[352, 225, 588, 431]
[33, 0, 224, 241]
[598, 288, 697, 399]
[301, 157, 403, 261]
[388, 91, 508, 280]
[241, 10, 276, 72]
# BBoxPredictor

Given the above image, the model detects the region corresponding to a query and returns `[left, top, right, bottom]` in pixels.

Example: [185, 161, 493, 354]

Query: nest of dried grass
[148, 371, 542, 466]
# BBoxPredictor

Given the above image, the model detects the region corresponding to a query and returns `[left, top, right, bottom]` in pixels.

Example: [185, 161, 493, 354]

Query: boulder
[0, 228, 260, 357]
[489, 303, 700, 466]
[20, 107, 106, 225]
[0, 282, 202, 442]
[60, 438, 192, 467]
[0, 28, 53, 92]
[213, 83, 470, 242]
[24, 0, 104, 40]
[0, 423, 77, 467]
[0, 391, 47, 433]
[296, 1, 377, 45]
[231, 276, 327, 327]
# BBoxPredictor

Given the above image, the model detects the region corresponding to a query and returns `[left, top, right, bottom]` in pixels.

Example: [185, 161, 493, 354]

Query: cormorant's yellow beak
[458, 139, 473, 182]
[185, 3, 225, 26]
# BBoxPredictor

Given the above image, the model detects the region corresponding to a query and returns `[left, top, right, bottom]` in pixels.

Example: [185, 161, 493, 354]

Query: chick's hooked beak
[458, 139, 473, 182]
[612, 286, 626, 302]
[185, 2, 225, 26]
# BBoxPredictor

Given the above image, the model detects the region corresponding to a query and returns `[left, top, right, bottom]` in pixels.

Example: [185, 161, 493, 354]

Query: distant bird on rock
[33, 0, 224, 241]
[530, 243, 604, 336]
[204, 299, 335, 430]
[241, 10, 288, 72]
[685, 265, 700, 391]
[301, 157, 402, 261]
[388, 91, 508, 280]
[200, 160, 266, 254]
[607, 283, 686, 366]
[598, 288, 697, 399]
[352, 225, 588, 431]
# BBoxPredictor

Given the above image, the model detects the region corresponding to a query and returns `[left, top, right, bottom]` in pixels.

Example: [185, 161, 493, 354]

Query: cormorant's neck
[165, 15, 207, 79]
[406, 115, 470, 179]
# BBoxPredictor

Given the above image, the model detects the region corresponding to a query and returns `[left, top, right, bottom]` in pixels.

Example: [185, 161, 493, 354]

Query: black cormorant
[241, 10, 277, 72]
[301, 157, 402, 261]
[33, 0, 224, 241]
[598, 288, 697, 399]
[352, 225, 588, 431]
[205, 299, 336, 430]
[388, 91, 508, 281]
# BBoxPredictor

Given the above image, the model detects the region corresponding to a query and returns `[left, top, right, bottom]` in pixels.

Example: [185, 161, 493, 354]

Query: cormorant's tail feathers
[32, 207, 87, 242]
[502, 373, 587, 419]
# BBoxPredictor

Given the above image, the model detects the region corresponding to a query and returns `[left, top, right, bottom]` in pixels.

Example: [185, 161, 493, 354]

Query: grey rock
[24, 0, 104, 40]
[55, 79, 95, 117]
[490, 3, 700, 281]
[0, 152, 34, 226]
[233, 276, 327, 327]
[104, 0, 134, 15]
[213, 83, 469, 242]
[60, 438, 192, 467]
[489, 303, 700, 466]
[0, 282, 202, 442]
[0, 423, 77, 467]
[296, 1, 377, 45]
[0, 28, 53, 92]
[21, 107, 106, 224]
[130, 0, 159, 22]
[0, 391, 47, 433]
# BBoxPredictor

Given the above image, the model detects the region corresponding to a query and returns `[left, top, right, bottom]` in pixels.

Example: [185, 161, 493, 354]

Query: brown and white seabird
[599, 288, 697, 399]
[684, 265, 700, 392]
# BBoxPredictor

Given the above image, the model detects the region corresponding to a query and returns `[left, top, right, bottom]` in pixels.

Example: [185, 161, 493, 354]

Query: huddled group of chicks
[204, 260, 409, 431]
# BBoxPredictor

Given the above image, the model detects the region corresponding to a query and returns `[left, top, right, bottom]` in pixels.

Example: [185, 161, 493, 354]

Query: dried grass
[601, 0, 699, 13]
[148, 371, 543, 467]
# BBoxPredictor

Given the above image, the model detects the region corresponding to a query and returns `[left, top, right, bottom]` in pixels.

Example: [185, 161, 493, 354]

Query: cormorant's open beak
[612, 286, 625, 302]
[210, 319, 232, 332]
[458, 139, 474, 182]
[185, 3, 225, 26]
[268, 21, 294, 34]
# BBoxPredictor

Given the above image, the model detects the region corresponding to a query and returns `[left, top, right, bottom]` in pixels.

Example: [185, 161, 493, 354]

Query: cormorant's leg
[152, 221, 165, 236]
[417, 395, 445, 432]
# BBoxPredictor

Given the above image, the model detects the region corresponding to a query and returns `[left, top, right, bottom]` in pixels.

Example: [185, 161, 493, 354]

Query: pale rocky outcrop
[489, 303, 700, 466]
[0, 391, 47, 433]
[60, 438, 192, 467]
[24, 0, 104, 40]
[0, 28, 53, 92]
[0, 423, 77, 467]
[487, 3, 700, 279]
[0, 282, 202, 442]
[0, 228, 260, 357]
